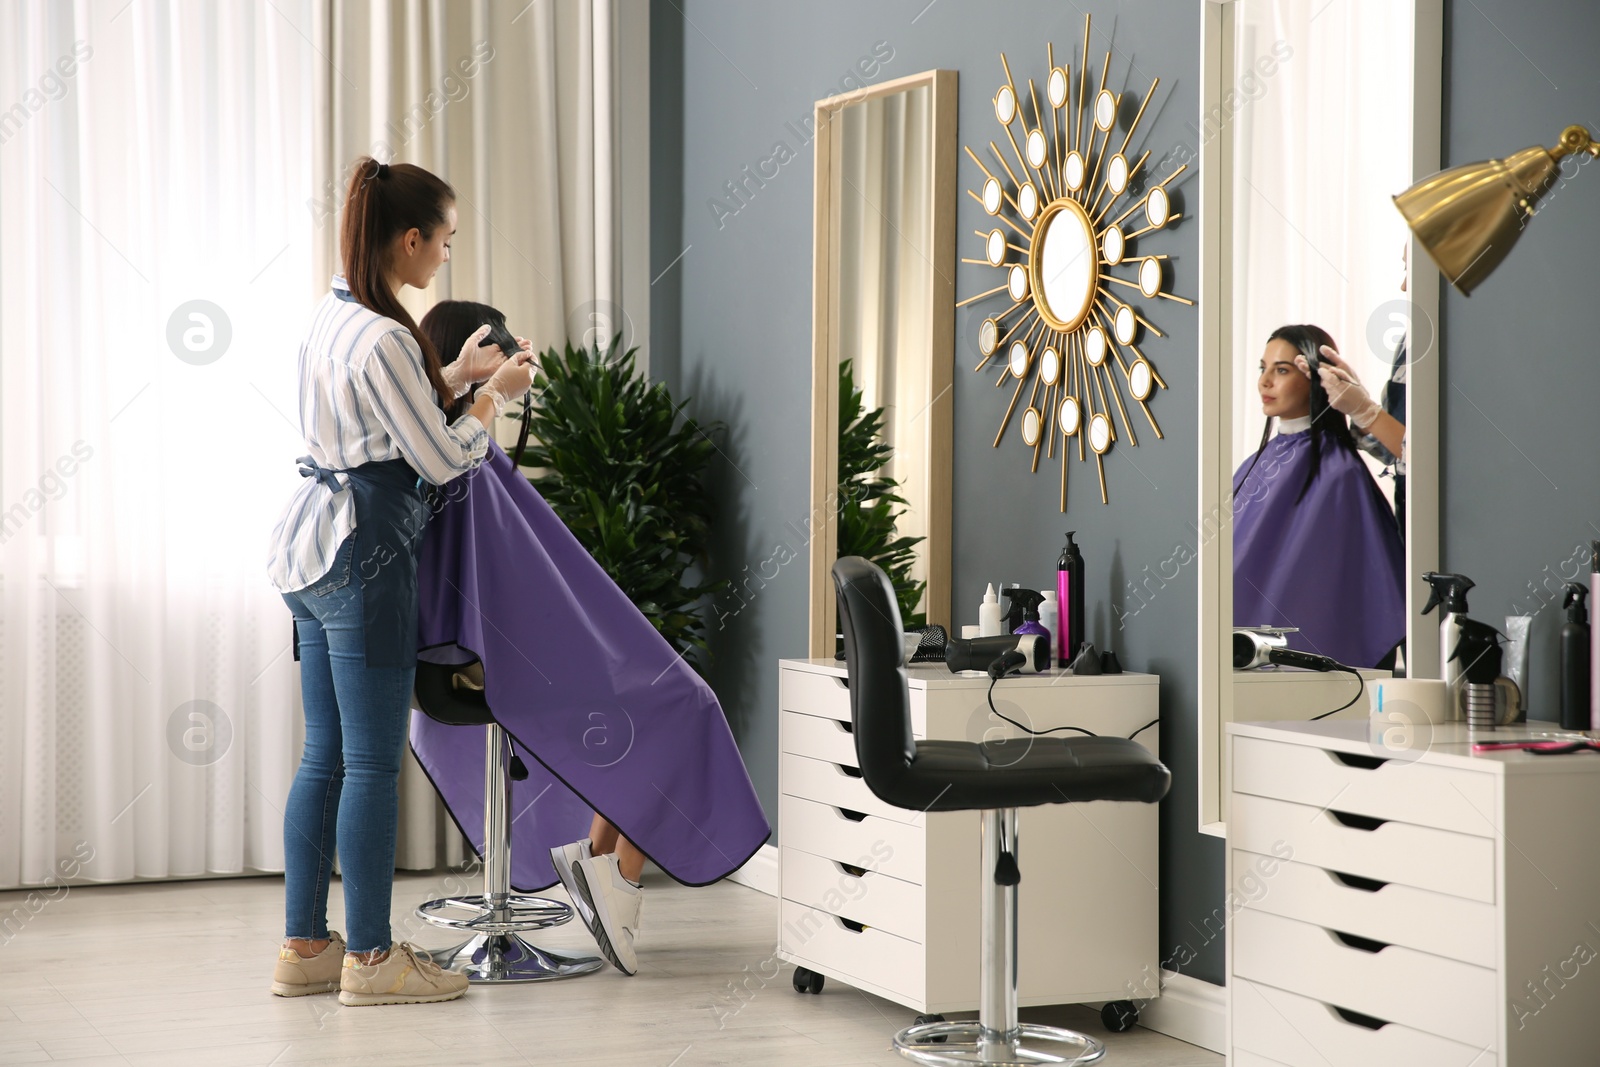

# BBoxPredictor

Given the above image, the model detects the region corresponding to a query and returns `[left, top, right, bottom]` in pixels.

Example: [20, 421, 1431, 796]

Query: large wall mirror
[1196, 0, 1443, 832]
[808, 70, 957, 658]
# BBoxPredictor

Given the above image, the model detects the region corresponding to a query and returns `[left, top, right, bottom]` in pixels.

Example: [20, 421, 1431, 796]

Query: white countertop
[1229, 717, 1600, 775]
[779, 657, 1156, 690]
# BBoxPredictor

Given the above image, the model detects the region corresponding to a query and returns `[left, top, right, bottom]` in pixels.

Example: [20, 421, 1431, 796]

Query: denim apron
[290, 455, 432, 669]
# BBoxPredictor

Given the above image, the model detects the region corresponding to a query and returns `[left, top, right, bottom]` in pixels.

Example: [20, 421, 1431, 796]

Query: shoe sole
[571, 861, 636, 976]
[337, 987, 467, 1007]
[270, 980, 340, 997]
[551, 845, 597, 926]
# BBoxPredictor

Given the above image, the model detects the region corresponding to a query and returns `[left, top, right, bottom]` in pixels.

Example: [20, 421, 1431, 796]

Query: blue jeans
[280, 531, 415, 953]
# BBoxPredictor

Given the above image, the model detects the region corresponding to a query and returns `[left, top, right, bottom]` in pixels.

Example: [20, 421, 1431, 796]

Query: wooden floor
[0, 869, 1222, 1066]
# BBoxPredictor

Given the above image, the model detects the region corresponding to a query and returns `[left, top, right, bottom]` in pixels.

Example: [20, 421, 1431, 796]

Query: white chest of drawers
[1226, 719, 1600, 1066]
[776, 657, 1160, 1015]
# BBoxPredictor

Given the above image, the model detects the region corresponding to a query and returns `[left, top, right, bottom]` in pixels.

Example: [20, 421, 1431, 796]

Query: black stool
[411, 659, 604, 983]
[832, 558, 1171, 1065]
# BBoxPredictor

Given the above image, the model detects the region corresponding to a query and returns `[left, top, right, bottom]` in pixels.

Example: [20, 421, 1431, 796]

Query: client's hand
[1295, 344, 1382, 430]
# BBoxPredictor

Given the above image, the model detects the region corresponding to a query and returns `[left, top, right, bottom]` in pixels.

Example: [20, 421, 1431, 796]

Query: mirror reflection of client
[1234, 324, 1406, 669]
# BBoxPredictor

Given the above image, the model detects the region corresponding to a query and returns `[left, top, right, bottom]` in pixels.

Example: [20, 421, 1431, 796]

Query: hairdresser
[263, 156, 536, 1007]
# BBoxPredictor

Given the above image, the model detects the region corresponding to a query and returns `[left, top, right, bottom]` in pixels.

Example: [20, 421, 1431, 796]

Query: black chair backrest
[413, 661, 495, 727]
[831, 557, 916, 798]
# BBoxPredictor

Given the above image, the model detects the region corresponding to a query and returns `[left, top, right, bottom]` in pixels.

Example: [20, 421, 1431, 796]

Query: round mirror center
[1029, 199, 1099, 332]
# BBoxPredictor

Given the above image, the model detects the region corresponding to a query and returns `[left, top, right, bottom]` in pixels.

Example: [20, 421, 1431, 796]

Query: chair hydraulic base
[893, 1021, 1103, 1066]
[893, 809, 1106, 1066]
[427, 929, 605, 983]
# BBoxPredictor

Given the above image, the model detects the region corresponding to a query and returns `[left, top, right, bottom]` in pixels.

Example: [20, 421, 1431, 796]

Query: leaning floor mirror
[808, 70, 958, 658]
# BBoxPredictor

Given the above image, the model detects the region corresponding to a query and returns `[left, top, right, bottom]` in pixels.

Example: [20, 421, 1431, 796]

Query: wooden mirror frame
[807, 69, 958, 658]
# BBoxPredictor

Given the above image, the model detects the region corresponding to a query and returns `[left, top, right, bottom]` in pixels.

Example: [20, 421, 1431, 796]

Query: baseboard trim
[726, 843, 779, 897]
[1138, 971, 1225, 1054]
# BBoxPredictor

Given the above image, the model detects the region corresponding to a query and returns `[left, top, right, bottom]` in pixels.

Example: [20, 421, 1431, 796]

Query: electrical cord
[1309, 667, 1366, 720]
[985, 676, 1159, 741]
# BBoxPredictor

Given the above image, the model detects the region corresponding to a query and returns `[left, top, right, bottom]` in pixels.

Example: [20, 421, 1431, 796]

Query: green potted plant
[836, 358, 926, 627]
[516, 337, 727, 672]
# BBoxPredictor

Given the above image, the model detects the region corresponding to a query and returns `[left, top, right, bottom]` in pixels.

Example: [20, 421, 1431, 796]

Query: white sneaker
[550, 838, 595, 926]
[573, 853, 642, 975]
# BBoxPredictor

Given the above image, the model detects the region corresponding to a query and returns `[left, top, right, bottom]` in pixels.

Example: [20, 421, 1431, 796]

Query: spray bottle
[1449, 615, 1504, 732]
[1422, 572, 1476, 720]
[1560, 583, 1590, 731]
[1006, 588, 1050, 645]
[1057, 532, 1086, 668]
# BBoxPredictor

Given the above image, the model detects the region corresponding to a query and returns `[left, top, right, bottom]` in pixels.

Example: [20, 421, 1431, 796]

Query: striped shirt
[265, 275, 489, 593]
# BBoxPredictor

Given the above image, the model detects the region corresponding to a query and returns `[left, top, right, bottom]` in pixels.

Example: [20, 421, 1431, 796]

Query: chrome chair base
[892, 1021, 1106, 1066]
[429, 930, 605, 984]
[415, 893, 572, 934]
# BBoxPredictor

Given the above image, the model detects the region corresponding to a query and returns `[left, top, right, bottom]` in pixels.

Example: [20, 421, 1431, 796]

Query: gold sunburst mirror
[961, 14, 1192, 509]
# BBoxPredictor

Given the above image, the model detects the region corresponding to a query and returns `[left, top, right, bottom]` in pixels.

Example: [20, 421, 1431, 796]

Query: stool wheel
[913, 1015, 947, 1043]
[792, 966, 824, 994]
[1101, 1000, 1139, 1033]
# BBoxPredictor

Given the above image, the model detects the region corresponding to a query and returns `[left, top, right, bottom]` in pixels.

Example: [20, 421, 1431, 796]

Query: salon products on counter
[1057, 532, 1086, 668]
[1422, 571, 1475, 721]
[1039, 590, 1058, 651]
[1005, 587, 1049, 645]
[1503, 615, 1532, 723]
[1561, 584, 1590, 731]
[979, 583, 1002, 637]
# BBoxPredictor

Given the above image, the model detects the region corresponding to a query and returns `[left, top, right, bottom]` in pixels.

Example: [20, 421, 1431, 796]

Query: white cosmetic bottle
[979, 584, 1002, 637]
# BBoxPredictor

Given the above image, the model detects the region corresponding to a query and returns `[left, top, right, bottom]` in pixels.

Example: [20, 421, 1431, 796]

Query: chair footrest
[415, 894, 572, 934]
[892, 1021, 1106, 1066]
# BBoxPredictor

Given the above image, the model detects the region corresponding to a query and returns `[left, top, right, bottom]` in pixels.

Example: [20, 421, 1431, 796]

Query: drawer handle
[835, 719, 855, 734]
[835, 861, 868, 878]
[1330, 929, 1391, 954]
[835, 916, 866, 933]
[837, 763, 864, 779]
[1327, 869, 1389, 893]
[835, 806, 868, 822]
[1330, 1005, 1391, 1031]
[1326, 810, 1388, 832]
[1328, 751, 1390, 770]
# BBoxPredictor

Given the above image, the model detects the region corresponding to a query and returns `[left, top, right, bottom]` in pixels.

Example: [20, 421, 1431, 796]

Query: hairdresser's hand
[1295, 345, 1382, 430]
[514, 336, 540, 376]
[476, 351, 536, 420]
[440, 324, 505, 398]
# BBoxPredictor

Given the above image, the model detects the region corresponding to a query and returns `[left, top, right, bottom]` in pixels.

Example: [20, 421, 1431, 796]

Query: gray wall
[1439, 0, 1600, 724]
[649, 0, 1600, 989]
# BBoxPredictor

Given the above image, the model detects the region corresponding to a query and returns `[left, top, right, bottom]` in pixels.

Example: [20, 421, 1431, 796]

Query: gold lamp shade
[1395, 126, 1598, 295]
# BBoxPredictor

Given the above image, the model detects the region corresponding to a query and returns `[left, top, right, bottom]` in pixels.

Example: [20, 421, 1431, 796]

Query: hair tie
[376, 162, 390, 179]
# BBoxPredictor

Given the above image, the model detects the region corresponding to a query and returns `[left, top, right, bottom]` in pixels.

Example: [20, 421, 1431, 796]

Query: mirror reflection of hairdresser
[1233, 325, 1406, 670]
[1340, 246, 1412, 540]
[263, 157, 536, 1006]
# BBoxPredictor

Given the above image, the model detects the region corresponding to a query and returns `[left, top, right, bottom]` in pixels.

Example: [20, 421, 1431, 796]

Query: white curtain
[1230, 0, 1413, 480]
[0, 0, 645, 889]
[0, 0, 317, 888]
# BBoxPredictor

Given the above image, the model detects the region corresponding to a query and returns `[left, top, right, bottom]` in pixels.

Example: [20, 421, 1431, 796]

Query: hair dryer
[1232, 630, 1342, 673]
[946, 633, 1050, 678]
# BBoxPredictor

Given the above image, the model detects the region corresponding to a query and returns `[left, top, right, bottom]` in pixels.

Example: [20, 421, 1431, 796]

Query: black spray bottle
[1449, 616, 1503, 733]
[1057, 532, 1085, 668]
[1562, 583, 1591, 731]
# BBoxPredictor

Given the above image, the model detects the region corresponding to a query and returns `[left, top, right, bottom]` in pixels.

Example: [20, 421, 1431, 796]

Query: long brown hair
[339, 156, 455, 409]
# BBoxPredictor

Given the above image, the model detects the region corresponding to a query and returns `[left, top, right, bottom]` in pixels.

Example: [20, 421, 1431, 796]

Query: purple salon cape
[1233, 426, 1406, 668]
[409, 443, 770, 891]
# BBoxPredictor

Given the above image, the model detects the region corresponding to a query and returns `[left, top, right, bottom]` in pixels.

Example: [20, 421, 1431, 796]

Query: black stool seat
[890, 736, 1169, 812]
[414, 660, 493, 726]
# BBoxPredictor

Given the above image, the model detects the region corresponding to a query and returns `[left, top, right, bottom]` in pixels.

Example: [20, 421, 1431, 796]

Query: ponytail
[339, 156, 456, 409]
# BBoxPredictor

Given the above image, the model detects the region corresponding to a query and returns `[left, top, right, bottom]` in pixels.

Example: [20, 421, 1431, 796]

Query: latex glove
[476, 352, 536, 420]
[1294, 344, 1383, 430]
[441, 324, 506, 397]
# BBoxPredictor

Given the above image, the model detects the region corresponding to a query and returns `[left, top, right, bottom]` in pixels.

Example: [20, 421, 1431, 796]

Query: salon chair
[831, 558, 1171, 1065]
[410, 659, 604, 983]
